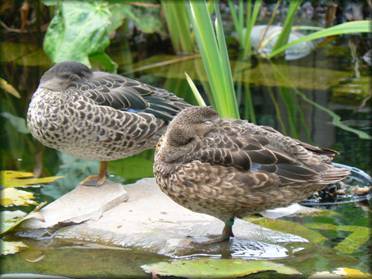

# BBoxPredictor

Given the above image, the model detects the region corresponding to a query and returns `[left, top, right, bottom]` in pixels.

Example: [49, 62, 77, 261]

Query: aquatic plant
[43, 1, 162, 72]
[187, 0, 239, 118]
[268, 20, 371, 58]
[228, 0, 262, 58]
[271, 0, 301, 52]
[161, 1, 194, 54]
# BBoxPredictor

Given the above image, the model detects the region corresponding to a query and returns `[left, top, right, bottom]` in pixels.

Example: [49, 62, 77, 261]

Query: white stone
[21, 181, 128, 229]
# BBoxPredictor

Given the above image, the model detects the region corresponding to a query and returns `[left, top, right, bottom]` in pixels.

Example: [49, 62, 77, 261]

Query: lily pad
[0, 240, 28, 256]
[141, 259, 301, 278]
[1, 188, 37, 207]
[247, 217, 327, 244]
[0, 170, 63, 188]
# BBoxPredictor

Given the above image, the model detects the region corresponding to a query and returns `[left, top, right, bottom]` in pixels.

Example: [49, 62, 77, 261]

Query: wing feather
[185, 120, 333, 185]
[77, 72, 189, 122]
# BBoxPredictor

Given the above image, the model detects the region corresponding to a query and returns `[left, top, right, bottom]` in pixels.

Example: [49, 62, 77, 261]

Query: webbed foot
[80, 175, 107, 187]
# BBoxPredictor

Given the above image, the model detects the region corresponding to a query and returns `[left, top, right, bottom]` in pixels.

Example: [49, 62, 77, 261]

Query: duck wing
[187, 120, 348, 185]
[260, 125, 338, 162]
[77, 71, 189, 122]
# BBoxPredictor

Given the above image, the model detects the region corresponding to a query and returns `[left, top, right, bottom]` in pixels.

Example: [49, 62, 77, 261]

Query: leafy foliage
[142, 259, 300, 278]
[0, 170, 62, 188]
[161, 0, 194, 53]
[43, 0, 162, 72]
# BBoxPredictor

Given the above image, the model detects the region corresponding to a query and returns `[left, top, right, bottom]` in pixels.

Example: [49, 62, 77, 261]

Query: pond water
[0, 33, 371, 278]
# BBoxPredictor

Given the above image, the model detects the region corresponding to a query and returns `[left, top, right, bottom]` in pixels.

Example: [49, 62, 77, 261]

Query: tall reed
[187, 0, 239, 118]
[161, 1, 194, 54]
[228, 0, 262, 58]
[272, 0, 301, 52]
[269, 20, 370, 58]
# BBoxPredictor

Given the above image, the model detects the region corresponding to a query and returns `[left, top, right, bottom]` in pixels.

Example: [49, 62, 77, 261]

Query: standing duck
[154, 107, 350, 242]
[27, 61, 190, 186]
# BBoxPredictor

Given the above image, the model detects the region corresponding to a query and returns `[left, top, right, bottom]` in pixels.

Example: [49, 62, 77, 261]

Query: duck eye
[59, 73, 71, 79]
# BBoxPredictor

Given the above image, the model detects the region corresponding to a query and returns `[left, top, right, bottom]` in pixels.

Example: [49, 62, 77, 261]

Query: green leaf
[269, 20, 370, 58]
[0, 170, 63, 188]
[123, 5, 162, 34]
[185, 72, 206, 107]
[1, 112, 29, 134]
[90, 52, 118, 73]
[187, 0, 239, 118]
[272, 0, 301, 51]
[247, 217, 327, 244]
[43, 1, 118, 70]
[142, 259, 301, 278]
[243, 0, 262, 58]
[162, 0, 194, 53]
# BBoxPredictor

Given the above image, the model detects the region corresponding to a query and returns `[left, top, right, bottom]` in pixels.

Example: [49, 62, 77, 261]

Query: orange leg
[80, 161, 108, 186]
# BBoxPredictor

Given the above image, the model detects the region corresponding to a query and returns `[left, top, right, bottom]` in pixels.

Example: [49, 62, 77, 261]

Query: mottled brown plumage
[27, 61, 190, 185]
[154, 107, 350, 241]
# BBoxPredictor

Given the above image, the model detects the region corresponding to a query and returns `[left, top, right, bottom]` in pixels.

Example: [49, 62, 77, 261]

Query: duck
[154, 107, 350, 242]
[27, 61, 190, 186]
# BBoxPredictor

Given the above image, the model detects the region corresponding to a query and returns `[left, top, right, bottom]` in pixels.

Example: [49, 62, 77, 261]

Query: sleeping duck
[27, 61, 190, 186]
[154, 107, 350, 242]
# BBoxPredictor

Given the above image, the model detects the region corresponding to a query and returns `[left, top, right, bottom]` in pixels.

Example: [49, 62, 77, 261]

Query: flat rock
[22, 181, 128, 229]
[20, 178, 308, 257]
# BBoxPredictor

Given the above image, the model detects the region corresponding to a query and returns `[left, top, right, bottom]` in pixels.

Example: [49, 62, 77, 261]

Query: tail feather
[319, 166, 350, 184]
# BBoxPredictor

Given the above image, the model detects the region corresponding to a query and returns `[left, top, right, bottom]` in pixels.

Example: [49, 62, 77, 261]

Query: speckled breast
[27, 88, 67, 150]
[28, 88, 162, 161]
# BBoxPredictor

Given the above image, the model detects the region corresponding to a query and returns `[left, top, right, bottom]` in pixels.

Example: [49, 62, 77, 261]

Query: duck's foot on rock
[80, 175, 106, 187]
[191, 221, 234, 246]
[193, 235, 232, 246]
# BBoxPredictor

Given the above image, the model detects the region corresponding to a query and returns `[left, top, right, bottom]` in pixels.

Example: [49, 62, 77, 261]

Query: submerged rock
[20, 178, 307, 257]
[250, 25, 315, 60]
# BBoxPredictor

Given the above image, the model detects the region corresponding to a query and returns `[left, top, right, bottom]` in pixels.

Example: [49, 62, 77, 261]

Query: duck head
[39, 61, 92, 91]
[165, 106, 219, 147]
